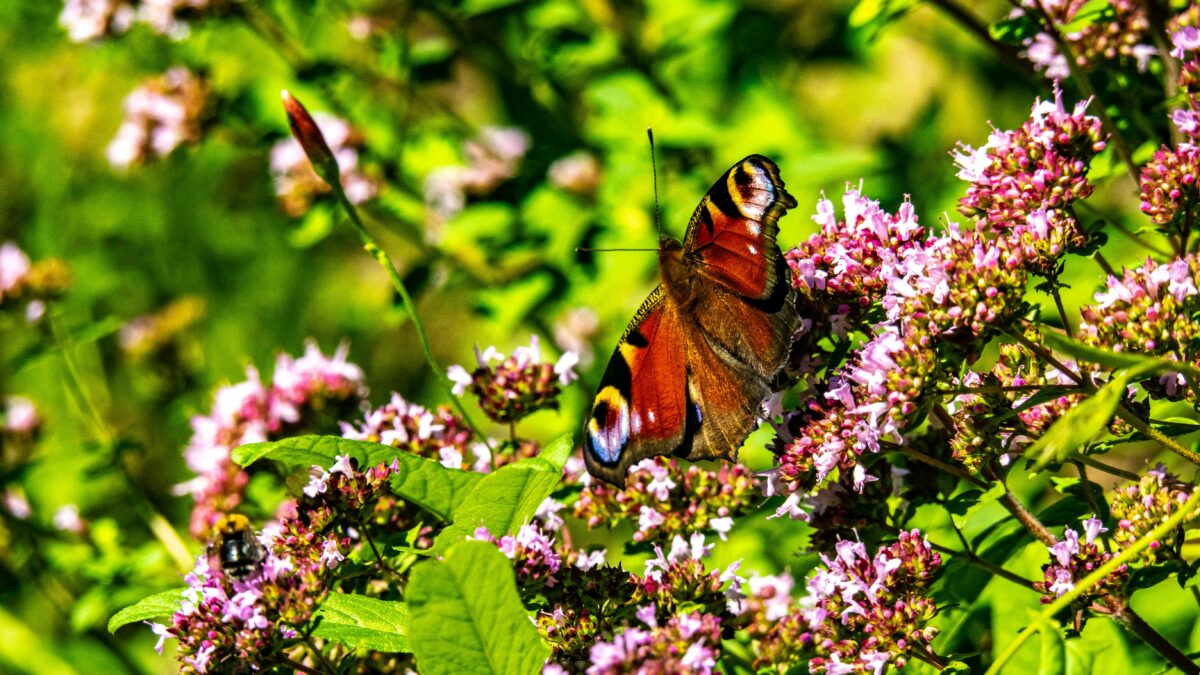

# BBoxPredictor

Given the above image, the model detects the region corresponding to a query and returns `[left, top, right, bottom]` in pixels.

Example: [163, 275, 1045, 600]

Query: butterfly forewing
[684, 155, 797, 300]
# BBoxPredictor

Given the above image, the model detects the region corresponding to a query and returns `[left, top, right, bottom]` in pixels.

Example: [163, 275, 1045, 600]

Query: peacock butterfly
[583, 155, 799, 485]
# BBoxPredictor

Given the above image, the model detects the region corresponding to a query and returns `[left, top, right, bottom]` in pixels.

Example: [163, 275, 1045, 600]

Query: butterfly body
[584, 155, 798, 485]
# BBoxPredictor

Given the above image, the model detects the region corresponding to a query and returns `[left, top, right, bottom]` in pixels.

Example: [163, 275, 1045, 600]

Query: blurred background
[0, 0, 1180, 672]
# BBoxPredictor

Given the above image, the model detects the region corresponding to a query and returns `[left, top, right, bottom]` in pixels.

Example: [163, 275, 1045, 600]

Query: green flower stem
[928, 524, 1035, 589]
[49, 313, 194, 572]
[324, 169, 494, 454]
[985, 488, 1200, 674]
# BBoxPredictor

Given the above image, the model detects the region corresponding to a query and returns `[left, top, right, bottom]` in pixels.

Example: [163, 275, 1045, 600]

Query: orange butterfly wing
[584, 286, 698, 485]
[583, 156, 797, 485]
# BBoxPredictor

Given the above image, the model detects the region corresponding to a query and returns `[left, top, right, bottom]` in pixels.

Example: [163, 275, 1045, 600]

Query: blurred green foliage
[0, 0, 1191, 672]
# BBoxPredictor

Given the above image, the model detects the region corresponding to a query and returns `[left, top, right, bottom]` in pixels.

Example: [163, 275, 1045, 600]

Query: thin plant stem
[889, 443, 988, 488]
[938, 521, 1036, 589]
[926, 0, 1036, 78]
[1077, 455, 1140, 481]
[1111, 605, 1199, 674]
[986, 488, 1200, 674]
[50, 313, 193, 571]
[329, 186, 494, 454]
[992, 473, 1058, 547]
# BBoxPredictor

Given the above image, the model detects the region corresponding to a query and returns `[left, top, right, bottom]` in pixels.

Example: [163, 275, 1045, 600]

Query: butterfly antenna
[647, 128, 663, 240]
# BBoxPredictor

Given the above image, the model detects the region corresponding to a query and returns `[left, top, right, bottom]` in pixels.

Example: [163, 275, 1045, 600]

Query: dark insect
[206, 514, 266, 581]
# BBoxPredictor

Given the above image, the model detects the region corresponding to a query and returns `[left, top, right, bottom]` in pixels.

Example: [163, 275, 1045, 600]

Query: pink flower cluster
[340, 392, 477, 470]
[755, 530, 942, 674]
[1013, 0, 1153, 79]
[269, 112, 379, 216]
[1110, 465, 1198, 564]
[151, 539, 318, 673]
[573, 456, 757, 543]
[59, 0, 224, 42]
[1079, 256, 1200, 385]
[448, 336, 578, 424]
[0, 241, 70, 322]
[179, 341, 366, 536]
[107, 68, 209, 170]
[786, 188, 925, 337]
[1035, 518, 1127, 607]
[954, 88, 1105, 268]
[584, 610, 723, 675]
[424, 127, 531, 234]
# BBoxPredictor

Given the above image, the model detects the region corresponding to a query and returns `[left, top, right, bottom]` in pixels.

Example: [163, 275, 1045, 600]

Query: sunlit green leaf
[408, 541, 550, 675]
[107, 588, 185, 634]
[312, 593, 410, 653]
[433, 457, 560, 553]
[233, 435, 482, 520]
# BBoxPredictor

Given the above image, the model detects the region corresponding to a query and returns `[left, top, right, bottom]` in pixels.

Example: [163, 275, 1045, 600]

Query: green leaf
[233, 435, 482, 521]
[1033, 611, 1066, 675]
[990, 14, 1039, 45]
[536, 433, 573, 473]
[312, 593, 410, 653]
[1023, 371, 1132, 470]
[107, 588, 185, 633]
[1039, 331, 1200, 380]
[433, 458, 560, 554]
[1059, 0, 1111, 34]
[848, 0, 917, 31]
[409, 541, 550, 675]
[950, 483, 1006, 530]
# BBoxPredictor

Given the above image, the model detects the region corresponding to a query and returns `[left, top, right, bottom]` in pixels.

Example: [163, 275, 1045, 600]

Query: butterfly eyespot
[587, 386, 630, 464]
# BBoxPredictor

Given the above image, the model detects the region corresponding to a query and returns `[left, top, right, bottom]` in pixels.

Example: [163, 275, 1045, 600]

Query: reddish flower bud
[280, 90, 339, 186]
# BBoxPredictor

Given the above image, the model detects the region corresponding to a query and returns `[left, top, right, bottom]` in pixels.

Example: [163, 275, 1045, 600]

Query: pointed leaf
[432, 458, 560, 554]
[108, 588, 185, 633]
[408, 541, 550, 675]
[1040, 331, 1200, 379]
[312, 593, 410, 653]
[537, 433, 574, 473]
[1023, 372, 1131, 470]
[232, 435, 482, 520]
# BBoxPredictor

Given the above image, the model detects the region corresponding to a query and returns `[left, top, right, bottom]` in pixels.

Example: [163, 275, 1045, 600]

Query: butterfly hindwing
[684, 155, 797, 301]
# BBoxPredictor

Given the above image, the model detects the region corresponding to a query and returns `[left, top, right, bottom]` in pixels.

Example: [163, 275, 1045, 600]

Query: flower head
[448, 336, 577, 424]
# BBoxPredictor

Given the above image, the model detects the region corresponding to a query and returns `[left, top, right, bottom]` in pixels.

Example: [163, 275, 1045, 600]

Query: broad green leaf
[107, 588, 185, 633]
[233, 435, 482, 520]
[536, 433, 573, 473]
[1040, 331, 1200, 379]
[1023, 371, 1132, 470]
[433, 458, 560, 553]
[408, 541, 550, 675]
[950, 483, 1006, 530]
[312, 593, 410, 653]
[1033, 611, 1066, 675]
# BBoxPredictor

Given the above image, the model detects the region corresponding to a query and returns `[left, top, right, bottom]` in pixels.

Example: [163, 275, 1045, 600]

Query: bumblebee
[206, 514, 266, 581]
